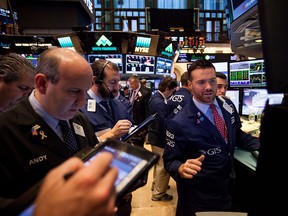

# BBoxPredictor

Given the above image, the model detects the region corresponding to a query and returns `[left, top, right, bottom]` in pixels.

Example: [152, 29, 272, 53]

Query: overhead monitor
[229, 59, 266, 88]
[155, 57, 173, 76]
[21, 54, 39, 67]
[228, 0, 258, 23]
[241, 88, 283, 116]
[87, 54, 123, 73]
[213, 62, 228, 77]
[54, 33, 83, 53]
[77, 32, 123, 54]
[125, 54, 155, 74]
[126, 33, 159, 56]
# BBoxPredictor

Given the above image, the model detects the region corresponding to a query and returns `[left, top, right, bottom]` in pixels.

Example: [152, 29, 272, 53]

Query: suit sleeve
[163, 119, 187, 180]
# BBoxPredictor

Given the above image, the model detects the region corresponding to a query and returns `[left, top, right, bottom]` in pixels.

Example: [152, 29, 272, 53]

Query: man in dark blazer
[128, 75, 152, 147]
[80, 59, 134, 216]
[148, 76, 178, 202]
[80, 59, 133, 142]
[115, 85, 132, 116]
[0, 48, 98, 199]
[163, 60, 260, 216]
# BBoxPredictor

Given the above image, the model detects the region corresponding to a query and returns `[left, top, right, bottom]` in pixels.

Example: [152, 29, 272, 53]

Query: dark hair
[158, 77, 178, 92]
[0, 53, 35, 83]
[180, 71, 189, 86]
[216, 72, 227, 80]
[123, 85, 129, 90]
[91, 59, 119, 83]
[187, 59, 215, 81]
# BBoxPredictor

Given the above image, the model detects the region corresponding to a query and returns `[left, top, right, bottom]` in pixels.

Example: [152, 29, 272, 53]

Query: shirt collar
[193, 97, 221, 114]
[87, 89, 102, 103]
[29, 90, 59, 130]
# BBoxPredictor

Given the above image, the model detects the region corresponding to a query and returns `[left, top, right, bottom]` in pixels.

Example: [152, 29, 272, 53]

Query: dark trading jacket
[0, 99, 98, 199]
[163, 96, 260, 215]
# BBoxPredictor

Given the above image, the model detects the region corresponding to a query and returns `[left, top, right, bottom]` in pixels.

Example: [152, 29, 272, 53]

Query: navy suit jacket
[165, 87, 192, 124]
[116, 94, 132, 116]
[0, 99, 97, 198]
[163, 96, 260, 215]
[147, 91, 167, 148]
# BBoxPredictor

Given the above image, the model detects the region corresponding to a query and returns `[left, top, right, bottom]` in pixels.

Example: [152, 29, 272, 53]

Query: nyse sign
[135, 47, 149, 53]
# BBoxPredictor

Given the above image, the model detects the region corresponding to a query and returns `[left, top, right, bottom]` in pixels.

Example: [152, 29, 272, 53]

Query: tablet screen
[84, 145, 148, 193]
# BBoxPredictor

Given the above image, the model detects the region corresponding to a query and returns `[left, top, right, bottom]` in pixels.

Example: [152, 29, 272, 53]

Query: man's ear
[34, 74, 48, 94]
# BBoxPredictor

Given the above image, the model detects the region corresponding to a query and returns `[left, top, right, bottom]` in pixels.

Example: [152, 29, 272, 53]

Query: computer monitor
[87, 54, 123, 73]
[241, 88, 283, 116]
[226, 89, 240, 112]
[228, 0, 258, 22]
[229, 59, 266, 88]
[155, 57, 173, 76]
[213, 62, 228, 77]
[125, 54, 155, 74]
[21, 54, 39, 67]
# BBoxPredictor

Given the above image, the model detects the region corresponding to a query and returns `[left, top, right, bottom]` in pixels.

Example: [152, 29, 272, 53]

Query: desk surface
[234, 148, 257, 171]
[240, 117, 260, 137]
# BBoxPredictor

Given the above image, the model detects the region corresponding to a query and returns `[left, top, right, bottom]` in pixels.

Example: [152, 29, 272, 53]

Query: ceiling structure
[230, 5, 263, 58]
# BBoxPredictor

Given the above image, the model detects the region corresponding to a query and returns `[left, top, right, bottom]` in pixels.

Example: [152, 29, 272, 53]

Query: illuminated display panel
[155, 57, 173, 76]
[241, 88, 283, 116]
[229, 59, 266, 88]
[213, 62, 228, 77]
[21, 54, 39, 67]
[229, 0, 258, 22]
[125, 54, 155, 74]
[88, 54, 123, 73]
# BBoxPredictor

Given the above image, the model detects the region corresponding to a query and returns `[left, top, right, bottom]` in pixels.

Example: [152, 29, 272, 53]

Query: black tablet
[122, 112, 158, 142]
[82, 138, 159, 202]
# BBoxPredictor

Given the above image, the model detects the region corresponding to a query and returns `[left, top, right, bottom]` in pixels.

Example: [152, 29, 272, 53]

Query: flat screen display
[21, 54, 39, 67]
[226, 89, 240, 112]
[229, 0, 258, 22]
[241, 88, 283, 116]
[213, 62, 228, 77]
[87, 54, 123, 73]
[125, 54, 155, 74]
[155, 57, 173, 76]
[229, 59, 266, 88]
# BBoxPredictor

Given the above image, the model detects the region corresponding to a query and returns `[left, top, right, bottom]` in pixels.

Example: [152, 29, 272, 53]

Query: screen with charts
[125, 54, 155, 74]
[155, 57, 173, 75]
[87, 54, 123, 73]
[21, 54, 39, 67]
[241, 88, 283, 116]
[226, 89, 240, 112]
[229, 59, 266, 88]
